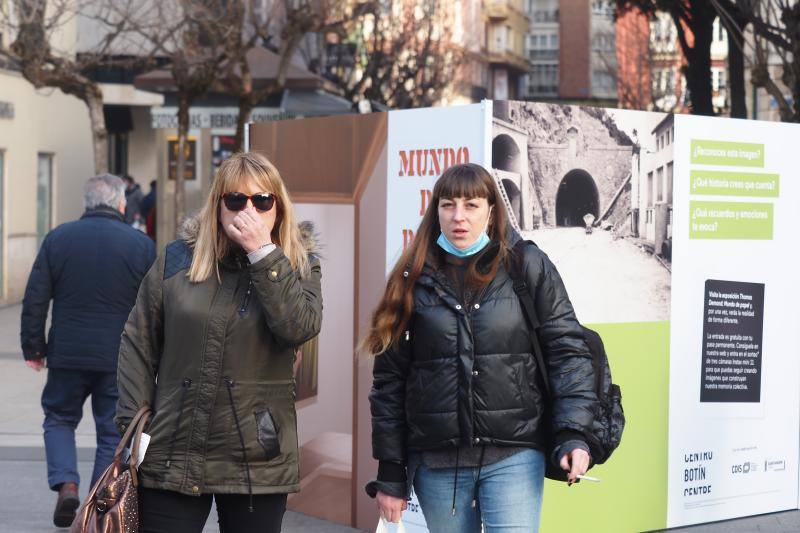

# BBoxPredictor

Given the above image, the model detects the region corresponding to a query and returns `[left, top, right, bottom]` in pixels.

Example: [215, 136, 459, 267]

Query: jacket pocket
[254, 408, 281, 461]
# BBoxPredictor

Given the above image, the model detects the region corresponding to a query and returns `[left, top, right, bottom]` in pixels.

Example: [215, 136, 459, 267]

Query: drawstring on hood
[225, 377, 254, 513]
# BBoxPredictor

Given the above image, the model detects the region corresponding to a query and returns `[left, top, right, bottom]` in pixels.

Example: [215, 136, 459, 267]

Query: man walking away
[20, 174, 156, 527]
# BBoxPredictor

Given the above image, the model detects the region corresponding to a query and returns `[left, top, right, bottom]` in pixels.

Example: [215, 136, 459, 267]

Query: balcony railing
[526, 84, 559, 96]
[487, 0, 512, 20]
[528, 49, 558, 61]
[487, 49, 532, 73]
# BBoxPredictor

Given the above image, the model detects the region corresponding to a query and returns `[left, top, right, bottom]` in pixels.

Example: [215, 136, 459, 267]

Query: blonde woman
[116, 152, 322, 533]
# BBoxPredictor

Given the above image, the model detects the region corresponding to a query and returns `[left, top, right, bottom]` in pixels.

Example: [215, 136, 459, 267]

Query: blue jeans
[41, 368, 120, 490]
[414, 448, 545, 533]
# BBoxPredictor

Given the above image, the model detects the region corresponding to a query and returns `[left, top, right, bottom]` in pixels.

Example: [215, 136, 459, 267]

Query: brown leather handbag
[70, 405, 151, 533]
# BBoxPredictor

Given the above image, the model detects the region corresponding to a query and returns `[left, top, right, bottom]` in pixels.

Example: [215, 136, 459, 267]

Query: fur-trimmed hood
[177, 212, 321, 257]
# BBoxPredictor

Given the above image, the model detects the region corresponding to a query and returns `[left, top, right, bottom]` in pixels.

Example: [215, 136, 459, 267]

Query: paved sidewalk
[0, 303, 363, 532]
[2, 302, 799, 532]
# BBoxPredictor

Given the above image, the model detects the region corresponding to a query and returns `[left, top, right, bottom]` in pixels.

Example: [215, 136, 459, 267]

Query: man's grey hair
[84, 174, 126, 210]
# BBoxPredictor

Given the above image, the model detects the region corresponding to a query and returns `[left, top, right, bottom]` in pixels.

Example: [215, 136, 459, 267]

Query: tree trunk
[85, 87, 109, 174]
[726, 15, 748, 119]
[686, 10, 716, 116]
[234, 95, 254, 152]
[175, 94, 189, 234]
[791, 7, 800, 122]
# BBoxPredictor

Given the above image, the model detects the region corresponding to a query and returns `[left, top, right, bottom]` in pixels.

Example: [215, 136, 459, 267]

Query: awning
[280, 89, 354, 117]
[134, 46, 339, 94]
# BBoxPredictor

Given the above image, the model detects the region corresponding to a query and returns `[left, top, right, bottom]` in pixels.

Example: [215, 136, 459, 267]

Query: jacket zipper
[165, 378, 192, 468]
[238, 280, 253, 317]
[465, 285, 488, 446]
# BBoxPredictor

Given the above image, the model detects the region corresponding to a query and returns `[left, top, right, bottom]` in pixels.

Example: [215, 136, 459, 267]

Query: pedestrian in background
[363, 164, 596, 532]
[20, 174, 156, 528]
[123, 174, 144, 226]
[140, 180, 157, 241]
[116, 152, 322, 533]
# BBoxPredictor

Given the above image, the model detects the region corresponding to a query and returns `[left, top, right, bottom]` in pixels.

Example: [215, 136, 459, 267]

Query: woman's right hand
[376, 490, 407, 523]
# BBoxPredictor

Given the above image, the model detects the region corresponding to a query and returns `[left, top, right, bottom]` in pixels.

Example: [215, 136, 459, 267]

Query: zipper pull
[405, 330, 410, 341]
[224, 377, 234, 388]
[239, 280, 253, 316]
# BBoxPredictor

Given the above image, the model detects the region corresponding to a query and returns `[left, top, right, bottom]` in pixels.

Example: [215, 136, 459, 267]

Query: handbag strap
[128, 409, 151, 487]
[113, 404, 151, 458]
[510, 240, 552, 399]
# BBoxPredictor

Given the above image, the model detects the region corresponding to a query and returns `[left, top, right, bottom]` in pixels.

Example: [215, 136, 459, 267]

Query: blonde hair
[188, 152, 311, 282]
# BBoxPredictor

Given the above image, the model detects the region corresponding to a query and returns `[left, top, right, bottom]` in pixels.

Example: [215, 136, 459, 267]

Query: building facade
[486, 0, 532, 100]
[631, 113, 674, 257]
[0, 69, 96, 305]
[523, 0, 559, 99]
[521, 0, 618, 104]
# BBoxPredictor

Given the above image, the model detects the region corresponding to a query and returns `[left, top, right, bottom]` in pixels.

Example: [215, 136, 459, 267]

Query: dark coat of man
[21, 205, 156, 372]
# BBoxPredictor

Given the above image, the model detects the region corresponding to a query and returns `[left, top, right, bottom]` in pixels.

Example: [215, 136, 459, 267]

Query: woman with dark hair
[362, 163, 596, 532]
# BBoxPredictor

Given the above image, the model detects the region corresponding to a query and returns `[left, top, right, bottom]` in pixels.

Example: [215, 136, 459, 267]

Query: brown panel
[353, 147, 389, 530]
[249, 113, 387, 203]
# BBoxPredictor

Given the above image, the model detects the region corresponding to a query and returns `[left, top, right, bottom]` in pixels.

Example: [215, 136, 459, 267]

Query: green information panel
[690, 140, 764, 167]
[689, 201, 773, 240]
[690, 170, 779, 198]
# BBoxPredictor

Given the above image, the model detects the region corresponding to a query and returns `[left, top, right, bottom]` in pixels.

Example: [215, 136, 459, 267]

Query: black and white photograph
[492, 101, 674, 323]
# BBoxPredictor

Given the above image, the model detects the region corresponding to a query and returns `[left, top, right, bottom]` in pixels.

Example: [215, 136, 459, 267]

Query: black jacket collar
[80, 205, 125, 223]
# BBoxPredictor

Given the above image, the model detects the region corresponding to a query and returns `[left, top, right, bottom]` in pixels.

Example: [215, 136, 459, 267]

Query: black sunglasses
[222, 192, 275, 212]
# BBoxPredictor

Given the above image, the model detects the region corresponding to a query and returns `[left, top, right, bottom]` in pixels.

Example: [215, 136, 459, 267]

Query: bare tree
[126, 0, 241, 227]
[714, 0, 800, 122]
[214, 0, 364, 151]
[618, 0, 718, 115]
[0, 0, 158, 173]
[308, 0, 466, 109]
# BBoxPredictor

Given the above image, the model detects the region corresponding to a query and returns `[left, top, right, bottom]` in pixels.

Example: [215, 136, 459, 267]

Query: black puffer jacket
[370, 238, 596, 464]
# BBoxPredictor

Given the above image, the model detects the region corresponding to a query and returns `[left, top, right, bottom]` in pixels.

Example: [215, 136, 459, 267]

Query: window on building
[653, 69, 666, 94]
[37, 153, 54, 247]
[647, 171, 654, 207]
[528, 63, 559, 95]
[656, 166, 664, 202]
[666, 162, 674, 203]
[550, 34, 558, 49]
[108, 133, 129, 177]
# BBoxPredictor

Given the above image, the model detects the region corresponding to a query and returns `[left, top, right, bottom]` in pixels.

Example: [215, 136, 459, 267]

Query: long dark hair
[359, 163, 511, 356]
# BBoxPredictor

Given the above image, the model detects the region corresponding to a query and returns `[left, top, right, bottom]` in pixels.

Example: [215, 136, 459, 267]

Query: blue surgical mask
[437, 231, 491, 257]
[437, 205, 493, 257]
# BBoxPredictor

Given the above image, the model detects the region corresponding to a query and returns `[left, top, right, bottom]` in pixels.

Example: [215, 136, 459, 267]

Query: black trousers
[138, 487, 287, 533]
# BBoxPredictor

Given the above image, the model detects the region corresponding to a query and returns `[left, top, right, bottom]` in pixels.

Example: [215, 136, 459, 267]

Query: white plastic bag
[122, 432, 151, 468]
[376, 516, 407, 533]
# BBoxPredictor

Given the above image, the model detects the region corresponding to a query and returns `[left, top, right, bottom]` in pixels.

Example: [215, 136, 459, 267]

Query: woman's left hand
[225, 205, 273, 253]
[560, 448, 591, 485]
